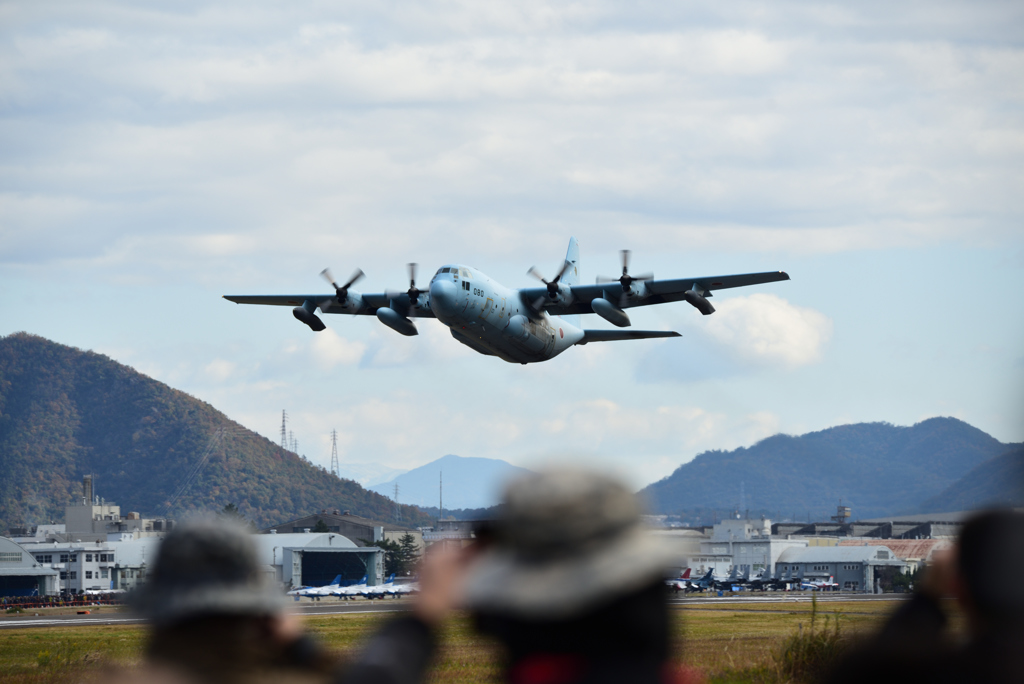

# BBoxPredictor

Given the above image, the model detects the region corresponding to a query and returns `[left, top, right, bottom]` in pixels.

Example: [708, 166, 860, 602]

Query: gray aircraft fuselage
[426, 265, 583, 364]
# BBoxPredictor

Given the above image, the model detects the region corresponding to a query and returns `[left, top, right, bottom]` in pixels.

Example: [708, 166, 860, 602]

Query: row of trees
[362, 532, 422, 576]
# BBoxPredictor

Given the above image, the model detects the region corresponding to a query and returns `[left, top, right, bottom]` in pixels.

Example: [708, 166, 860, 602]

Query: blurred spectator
[123, 517, 338, 684]
[825, 509, 1024, 684]
[461, 468, 700, 684]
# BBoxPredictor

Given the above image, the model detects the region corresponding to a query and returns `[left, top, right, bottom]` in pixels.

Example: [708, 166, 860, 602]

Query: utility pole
[393, 483, 401, 522]
[280, 410, 287, 449]
[439, 471, 443, 523]
[330, 430, 339, 477]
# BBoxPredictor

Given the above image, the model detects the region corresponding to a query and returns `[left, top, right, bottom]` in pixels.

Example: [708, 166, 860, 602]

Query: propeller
[321, 267, 365, 302]
[527, 259, 573, 309]
[597, 250, 653, 292]
[405, 263, 423, 307]
[386, 263, 424, 309]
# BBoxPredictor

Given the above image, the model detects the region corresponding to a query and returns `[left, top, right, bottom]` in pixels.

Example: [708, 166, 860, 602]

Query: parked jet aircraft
[665, 568, 692, 592]
[224, 238, 790, 365]
[688, 569, 717, 592]
[747, 567, 776, 591]
[288, 574, 343, 598]
[801, 576, 838, 591]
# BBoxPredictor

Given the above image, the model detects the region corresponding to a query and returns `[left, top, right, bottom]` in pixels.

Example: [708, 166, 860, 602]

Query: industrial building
[263, 510, 423, 553]
[10, 528, 386, 595]
[772, 511, 967, 540]
[837, 538, 951, 573]
[775, 545, 907, 592]
[0, 537, 59, 597]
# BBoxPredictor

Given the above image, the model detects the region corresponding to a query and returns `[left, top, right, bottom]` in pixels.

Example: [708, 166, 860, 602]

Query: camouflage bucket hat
[462, 469, 680, 619]
[131, 517, 286, 626]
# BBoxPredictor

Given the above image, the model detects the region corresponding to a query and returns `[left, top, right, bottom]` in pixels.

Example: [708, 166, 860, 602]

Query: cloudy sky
[2, 1, 1022, 492]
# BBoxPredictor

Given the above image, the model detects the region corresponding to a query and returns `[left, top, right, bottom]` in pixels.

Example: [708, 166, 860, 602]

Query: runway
[0, 593, 904, 630]
[0, 598, 410, 630]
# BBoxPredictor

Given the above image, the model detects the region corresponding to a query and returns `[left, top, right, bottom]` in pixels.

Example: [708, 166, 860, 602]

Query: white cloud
[703, 294, 832, 368]
[309, 327, 365, 368]
[203, 358, 236, 382]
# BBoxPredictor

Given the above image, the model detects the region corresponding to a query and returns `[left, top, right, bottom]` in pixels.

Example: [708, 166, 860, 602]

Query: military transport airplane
[224, 238, 789, 365]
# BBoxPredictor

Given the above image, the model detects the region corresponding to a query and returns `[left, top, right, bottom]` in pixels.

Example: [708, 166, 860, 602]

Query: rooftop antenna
[330, 430, 339, 477]
[280, 410, 288, 449]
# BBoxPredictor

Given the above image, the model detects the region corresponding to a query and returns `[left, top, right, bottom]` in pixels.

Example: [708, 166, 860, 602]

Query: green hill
[640, 418, 1016, 520]
[0, 332, 432, 533]
[917, 447, 1024, 513]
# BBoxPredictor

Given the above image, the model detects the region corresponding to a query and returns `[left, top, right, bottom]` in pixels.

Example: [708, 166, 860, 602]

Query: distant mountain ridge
[370, 454, 532, 510]
[640, 418, 1017, 520]
[0, 332, 432, 532]
[917, 447, 1024, 513]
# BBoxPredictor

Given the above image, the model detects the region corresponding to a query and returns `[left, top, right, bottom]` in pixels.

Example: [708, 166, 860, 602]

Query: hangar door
[301, 551, 368, 587]
[0, 576, 41, 597]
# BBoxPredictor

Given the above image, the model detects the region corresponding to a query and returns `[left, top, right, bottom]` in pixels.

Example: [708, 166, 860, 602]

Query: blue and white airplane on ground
[225, 238, 789, 365]
[288, 574, 344, 598]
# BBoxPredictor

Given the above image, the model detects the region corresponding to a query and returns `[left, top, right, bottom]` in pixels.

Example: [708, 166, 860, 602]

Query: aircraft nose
[429, 278, 458, 317]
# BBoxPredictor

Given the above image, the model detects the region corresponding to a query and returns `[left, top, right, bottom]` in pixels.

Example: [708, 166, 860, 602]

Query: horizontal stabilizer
[577, 330, 680, 345]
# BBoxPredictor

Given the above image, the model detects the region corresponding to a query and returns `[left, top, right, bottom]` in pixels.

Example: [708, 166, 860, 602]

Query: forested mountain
[0, 333, 431, 533]
[917, 447, 1024, 513]
[640, 418, 1018, 520]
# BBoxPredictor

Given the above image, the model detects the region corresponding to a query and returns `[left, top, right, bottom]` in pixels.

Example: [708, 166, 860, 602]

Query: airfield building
[689, 518, 808, 576]
[775, 545, 908, 593]
[0, 537, 60, 597]
[262, 510, 424, 553]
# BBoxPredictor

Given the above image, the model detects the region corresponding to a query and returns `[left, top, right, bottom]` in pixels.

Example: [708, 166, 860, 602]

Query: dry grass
[0, 599, 908, 684]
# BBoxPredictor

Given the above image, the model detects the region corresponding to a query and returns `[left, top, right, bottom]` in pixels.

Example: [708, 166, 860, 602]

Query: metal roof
[837, 538, 951, 561]
[777, 545, 901, 563]
[856, 511, 973, 524]
[107, 532, 362, 568]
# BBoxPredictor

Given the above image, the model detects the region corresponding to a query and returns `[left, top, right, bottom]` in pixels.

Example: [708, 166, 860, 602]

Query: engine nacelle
[293, 301, 326, 331]
[504, 315, 550, 353]
[682, 288, 716, 316]
[376, 306, 418, 336]
[590, 297, 631, 328]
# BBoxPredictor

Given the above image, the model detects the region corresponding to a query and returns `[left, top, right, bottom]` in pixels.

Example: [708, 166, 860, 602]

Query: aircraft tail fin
[681, 568, 691, 579]
[330, 574, 341, 586]
[387, 573, 395, 583]
[561, 237, 581, 328]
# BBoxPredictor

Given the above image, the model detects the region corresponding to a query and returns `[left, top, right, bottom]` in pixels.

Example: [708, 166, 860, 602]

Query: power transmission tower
[393, 483, 401, 522]
[290, 431, 297, 454]
[330, 430, 339, 477]
[280, 410, 287, 449]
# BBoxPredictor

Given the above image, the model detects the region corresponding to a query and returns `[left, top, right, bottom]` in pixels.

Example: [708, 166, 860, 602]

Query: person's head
[462, 469, 679, 672]
[134, 516, 285, 628]
[956, 509, 1024, 630]
[132, 516, 300, 669]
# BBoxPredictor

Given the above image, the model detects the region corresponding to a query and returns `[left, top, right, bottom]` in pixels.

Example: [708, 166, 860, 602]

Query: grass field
[0, 598, 912, 684]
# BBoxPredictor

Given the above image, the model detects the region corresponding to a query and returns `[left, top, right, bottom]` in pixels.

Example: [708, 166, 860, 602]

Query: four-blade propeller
[321, 267, 365, 302]
[405, 263, 423, 307]
[597, 250, 653, 291]
[527, 259, 573, 309]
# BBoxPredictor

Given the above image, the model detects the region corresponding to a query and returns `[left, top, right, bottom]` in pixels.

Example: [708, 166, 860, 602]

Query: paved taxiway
[0, 593, 903, 630]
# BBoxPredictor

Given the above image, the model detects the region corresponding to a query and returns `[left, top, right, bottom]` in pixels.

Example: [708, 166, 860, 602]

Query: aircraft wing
[223, 293, 436, 318]
[524, 270, 790, 316]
